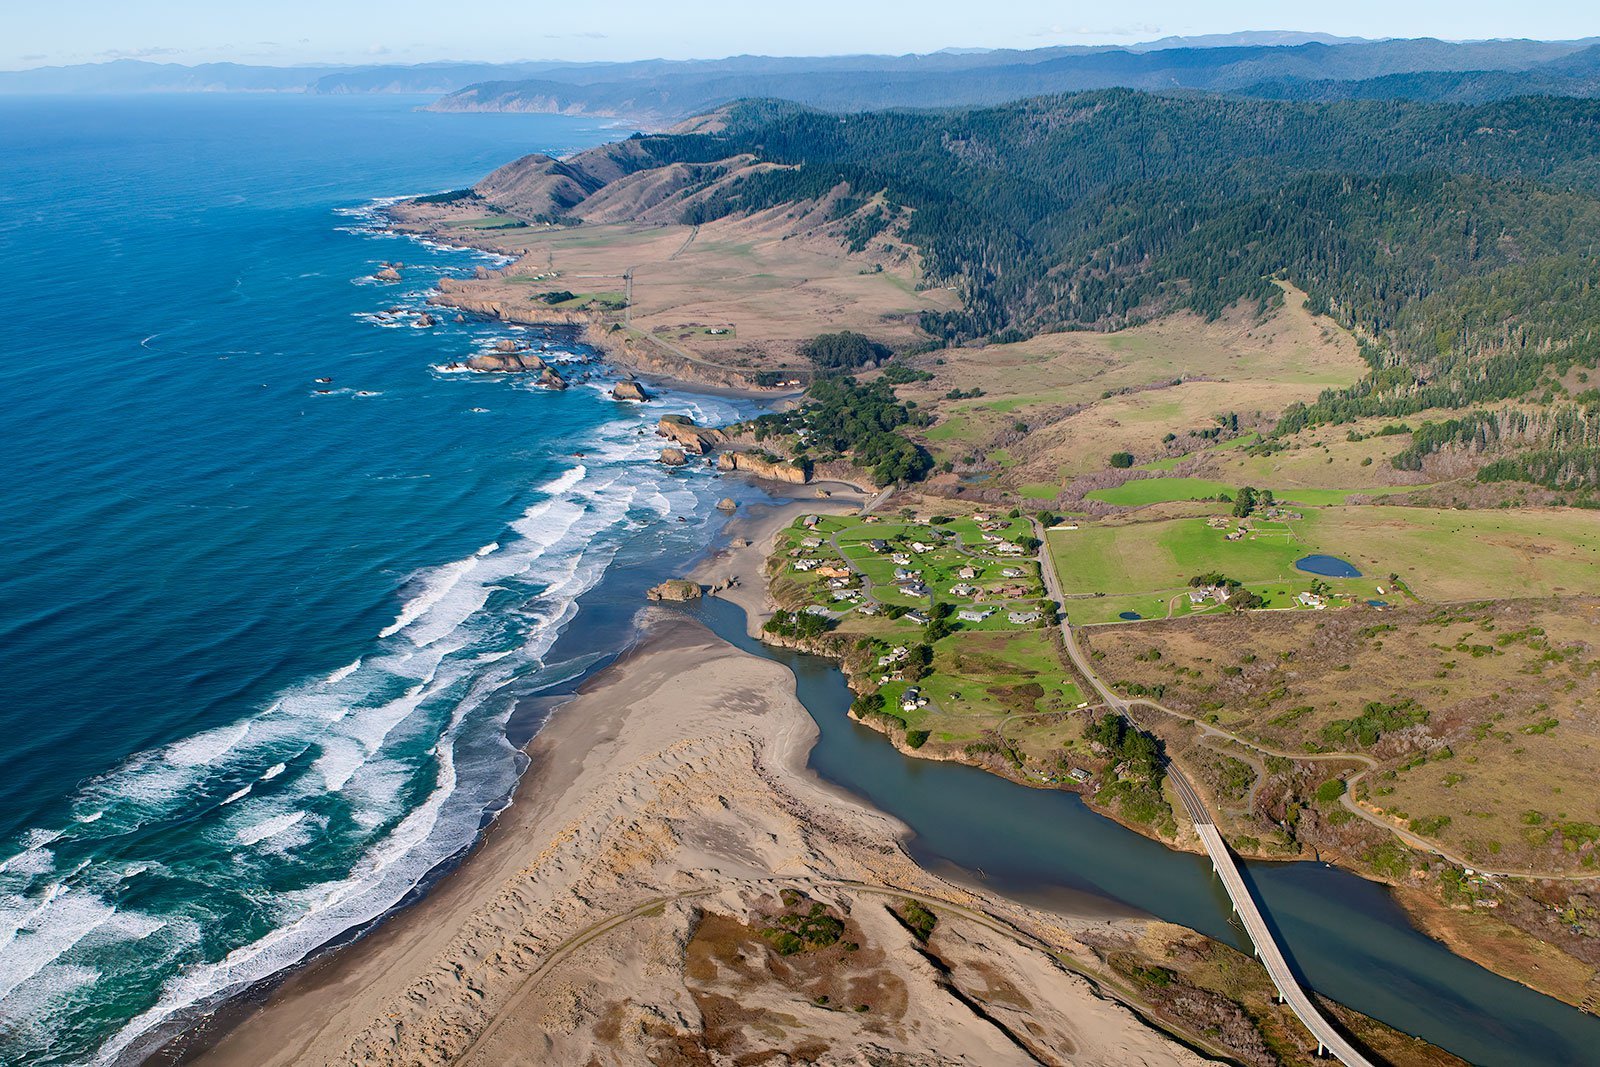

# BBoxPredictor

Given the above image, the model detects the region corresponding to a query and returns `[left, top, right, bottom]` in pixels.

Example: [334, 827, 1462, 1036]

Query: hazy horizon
[6, 0, 1600, 72]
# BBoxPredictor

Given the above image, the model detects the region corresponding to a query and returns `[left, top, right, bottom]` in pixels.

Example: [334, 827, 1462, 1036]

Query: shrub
[1108, 452, 1135, 468]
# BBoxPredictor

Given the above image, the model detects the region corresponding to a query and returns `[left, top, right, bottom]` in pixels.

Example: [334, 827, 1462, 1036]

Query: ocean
[0, 94, 760, 1064]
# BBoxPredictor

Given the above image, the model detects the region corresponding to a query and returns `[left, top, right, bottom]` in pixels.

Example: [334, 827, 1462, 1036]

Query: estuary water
[0, 94, 761, 1064]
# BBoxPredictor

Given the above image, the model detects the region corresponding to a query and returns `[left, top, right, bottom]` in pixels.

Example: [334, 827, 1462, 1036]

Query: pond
[687, 595, 1600, 1067]
[1295, 554, 1362, 578]
[1118, 610, 1143, 620]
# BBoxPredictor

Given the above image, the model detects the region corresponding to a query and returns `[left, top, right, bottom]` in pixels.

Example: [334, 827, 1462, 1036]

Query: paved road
[1035, 520, 1375, 1065]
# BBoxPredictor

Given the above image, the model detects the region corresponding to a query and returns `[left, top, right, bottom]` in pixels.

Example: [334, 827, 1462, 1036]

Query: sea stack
[612, 378, 651, 402]
[659, 448, 688, 466]
[645, 578, 702, 602]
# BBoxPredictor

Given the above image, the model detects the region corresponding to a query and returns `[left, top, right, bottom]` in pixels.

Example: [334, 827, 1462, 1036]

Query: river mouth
[1295, 554, 1363, 578]
[686, 594, 1600, 1067]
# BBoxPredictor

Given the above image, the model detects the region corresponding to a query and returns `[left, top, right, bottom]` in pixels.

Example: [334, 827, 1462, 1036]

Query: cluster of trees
[1391, 405, 1600, 489]
[800, 330, 891, 371]
[1231, 486, 1276, 517]
[763, 609, 834, 639]
[624, 90, 1600, 437]
[801, 377, 933, 485]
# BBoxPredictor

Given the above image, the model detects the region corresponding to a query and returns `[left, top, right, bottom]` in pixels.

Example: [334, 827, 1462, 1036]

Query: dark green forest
[614, 90, 1600, 435]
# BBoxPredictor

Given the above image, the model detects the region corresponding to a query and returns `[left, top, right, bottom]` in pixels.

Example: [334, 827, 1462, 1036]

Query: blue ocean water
[0, 95, 757, 1064]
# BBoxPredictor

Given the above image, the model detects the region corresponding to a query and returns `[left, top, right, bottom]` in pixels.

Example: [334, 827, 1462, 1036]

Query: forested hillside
[585, 91, 1600, 432]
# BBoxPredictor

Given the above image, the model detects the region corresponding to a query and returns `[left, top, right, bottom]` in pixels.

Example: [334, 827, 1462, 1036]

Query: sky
[6, 0, 1600, 70]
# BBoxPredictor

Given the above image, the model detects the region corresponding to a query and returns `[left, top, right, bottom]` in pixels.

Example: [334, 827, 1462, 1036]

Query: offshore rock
[659, 447, 688, 466]
[646, 578, 702, 602]
[612, 378, 651, 402]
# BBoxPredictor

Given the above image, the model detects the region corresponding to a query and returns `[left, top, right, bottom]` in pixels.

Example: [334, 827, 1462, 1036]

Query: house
[800, 536, 823, 549]
[1225, 530, 1243, 542]
[958, 607, 994, 623]
[827, 577, 854, 589]
[1067, 767, 1092, 783]
[857, 603, 881, 616]
[900, 688, 926, 712]
[893, 567, 920, 582]
[911, 541, 936, 553]
[1001, 567, 1025, 578]
[877, 647, 909, 667]
[1188, 589, 1211, 605]
[996, 541, 1025, 555]
[950, 583, 977, 597]
[803, 605, 831, 617]
[1297, 591, 1328, 609]
[1008, 610, 1042, 624]
[868, 539, 889, 553]
[998, 583, 1030, 598]
[973, 512, 992, 522]
[802, 515, 820, 528]
[957, 566, 979, 580]
[793, 558, 820, 572]
[832, 589, 861, 602]
[902, 582, 930, 597]
[981, 534, 1002, 543]
[905, 609, 931, 625]
[815, 564, 852, 579]
[892, 552, 913, 565]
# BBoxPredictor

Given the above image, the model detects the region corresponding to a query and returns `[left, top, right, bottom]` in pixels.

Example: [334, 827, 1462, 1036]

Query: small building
[1297, 591, 1328, 609]
[902, 582, 930, 597]
[950, 583, 977, 597]
[802, 515, 820, 528]
[1001, 567, 1025, 578]
[1188, 589, 1211, 605]
[893, 567, 919, 582]
[1008, 610, 1042, 624]
[958, 608, 994, 623]
[803, 605, 831, 617]
[815, 564, 852, 579]
[957, 566, 979, 580]
[868, 539, 889, 553]
[892, 552, 913, 565]
[793, 558, 820, 572]
[996, 541, 1025, 555]
[911, 541, 936, 553]
[900, 688, 925, 712]
[1067, 767, 1092, 783]
[800, 536, 823, 549]
[905, 609, 931, 625]
[827, 576, 854, 589]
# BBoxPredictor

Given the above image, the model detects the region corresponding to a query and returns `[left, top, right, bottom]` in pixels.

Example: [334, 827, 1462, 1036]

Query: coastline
[182, 498, 1227, 1066]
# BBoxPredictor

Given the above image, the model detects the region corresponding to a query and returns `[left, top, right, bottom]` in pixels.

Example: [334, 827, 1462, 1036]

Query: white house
[958, 607, 994, 623]
[1008, 610, 1043, 624]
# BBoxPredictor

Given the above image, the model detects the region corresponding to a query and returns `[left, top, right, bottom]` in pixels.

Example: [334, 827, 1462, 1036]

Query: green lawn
[1085, 478, 1237, 505]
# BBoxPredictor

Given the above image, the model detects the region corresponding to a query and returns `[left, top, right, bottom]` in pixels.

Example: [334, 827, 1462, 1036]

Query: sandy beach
[185, 499, 1219, 1067]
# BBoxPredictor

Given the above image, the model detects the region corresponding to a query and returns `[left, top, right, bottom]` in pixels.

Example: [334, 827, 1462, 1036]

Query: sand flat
[191, 515, 1206, 1066]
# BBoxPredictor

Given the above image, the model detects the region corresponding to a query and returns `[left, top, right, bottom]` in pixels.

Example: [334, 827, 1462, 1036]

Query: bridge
[1035, 523, 1376, 1065]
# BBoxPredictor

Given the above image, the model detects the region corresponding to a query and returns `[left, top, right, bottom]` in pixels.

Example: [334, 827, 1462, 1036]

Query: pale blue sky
[7, 0, 1599, 70]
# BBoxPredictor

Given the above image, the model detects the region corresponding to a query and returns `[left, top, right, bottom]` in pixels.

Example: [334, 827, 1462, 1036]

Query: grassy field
[1088, 600, 1600, 874]
[1049, 504, 1600, 623]
[1087, 477, 1419, 507]
[898, 285, 1367, 481]
[1298, 506, 1600, 601]
[397, 210, 958, 374]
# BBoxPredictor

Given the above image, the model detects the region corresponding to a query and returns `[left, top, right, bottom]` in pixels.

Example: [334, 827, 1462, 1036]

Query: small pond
[1295, 554, 1362, 578]
[1118, 610, 1143, 621]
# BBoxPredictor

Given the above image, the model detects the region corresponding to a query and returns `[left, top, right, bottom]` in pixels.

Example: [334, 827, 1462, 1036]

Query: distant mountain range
[6, 36, 1600, 120]
[427, 38, 1600, 123]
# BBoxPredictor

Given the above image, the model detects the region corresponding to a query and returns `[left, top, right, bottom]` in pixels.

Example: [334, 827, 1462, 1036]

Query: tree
[1232, 486, 1259, 517]
[1109, 452, 1135, 469]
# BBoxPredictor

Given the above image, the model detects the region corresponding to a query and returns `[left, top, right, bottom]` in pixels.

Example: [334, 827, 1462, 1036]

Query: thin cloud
[95, 45, 181, 60]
